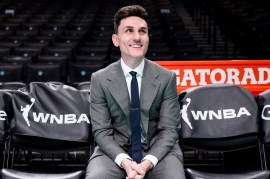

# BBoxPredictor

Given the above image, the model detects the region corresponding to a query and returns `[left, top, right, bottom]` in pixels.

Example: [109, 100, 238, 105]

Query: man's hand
[139, 159, 152, 172]
[121, 158, 145, 179]
[121, 159, 153, 179]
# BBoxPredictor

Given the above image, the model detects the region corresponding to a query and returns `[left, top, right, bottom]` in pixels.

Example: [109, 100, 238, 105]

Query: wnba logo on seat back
[20, 98, 90, 127]
[181, 98, 251, 129]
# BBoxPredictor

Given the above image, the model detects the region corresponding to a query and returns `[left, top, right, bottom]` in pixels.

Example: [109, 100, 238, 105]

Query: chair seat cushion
[1, 169, 85, 179]
[185, 168, 270, 179]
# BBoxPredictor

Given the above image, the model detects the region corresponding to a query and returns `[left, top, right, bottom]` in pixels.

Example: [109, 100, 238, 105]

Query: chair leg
[2, 147, 5, 168]
[11, 147, 16, 169]
[258, 140, 267, 170]
[4, 137, 12, 169]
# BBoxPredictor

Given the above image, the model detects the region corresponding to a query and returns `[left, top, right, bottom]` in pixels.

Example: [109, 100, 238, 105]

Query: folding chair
[4, 82, 94, 177]
[257, 89, 270, 170]
[178, 84, 266, 175]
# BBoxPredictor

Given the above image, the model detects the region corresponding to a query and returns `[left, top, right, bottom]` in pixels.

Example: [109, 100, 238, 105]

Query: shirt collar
[121, 58, 145, 77]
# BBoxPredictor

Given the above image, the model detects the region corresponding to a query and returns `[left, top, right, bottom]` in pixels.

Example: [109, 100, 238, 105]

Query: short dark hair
[113, 5, 148, 34]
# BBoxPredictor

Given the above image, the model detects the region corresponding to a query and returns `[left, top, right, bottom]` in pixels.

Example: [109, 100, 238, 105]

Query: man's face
[112, 16, 149, 61]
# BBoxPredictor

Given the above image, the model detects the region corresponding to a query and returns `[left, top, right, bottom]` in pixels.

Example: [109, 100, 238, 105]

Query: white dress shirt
[114, 58, 158, 168]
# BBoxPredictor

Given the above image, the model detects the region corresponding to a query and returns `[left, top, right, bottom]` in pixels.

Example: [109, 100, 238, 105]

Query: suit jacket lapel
[106, 61, 130, 119]
[141, 60, 160, 135]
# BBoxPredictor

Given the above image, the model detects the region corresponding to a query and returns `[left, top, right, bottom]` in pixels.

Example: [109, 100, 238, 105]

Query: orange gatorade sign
[155, 60, 270, 96]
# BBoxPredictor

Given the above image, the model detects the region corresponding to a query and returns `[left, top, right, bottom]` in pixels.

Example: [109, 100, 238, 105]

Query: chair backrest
[10, 82, 91, 152]
[37, 55, 68, 80]
[69, 62, 102, 85]
[178, 84, 259, 151]
[2, 56, 32, 66]
[0, 64, 23, 82]
[14, 47, 42, 58]
[0, 48, 10, 59]
[257, 89, 270, 144]
[25, 63, 62, 84]
[43, 47, 73, 61]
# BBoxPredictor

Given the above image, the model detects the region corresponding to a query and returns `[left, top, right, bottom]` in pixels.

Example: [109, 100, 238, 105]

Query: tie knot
[129, 71, 137, 77]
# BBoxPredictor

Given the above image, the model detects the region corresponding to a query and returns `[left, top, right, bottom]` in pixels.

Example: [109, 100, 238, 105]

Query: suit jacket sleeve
[90, 72, 126, 161]
[146, 71, 181, 161]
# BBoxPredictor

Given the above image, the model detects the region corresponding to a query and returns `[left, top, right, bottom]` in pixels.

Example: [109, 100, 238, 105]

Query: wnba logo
[180, 98, 193, 129]
[20, 98, 35, 126]
[19, 97, 90, 126]
[180, 97, 251, 130]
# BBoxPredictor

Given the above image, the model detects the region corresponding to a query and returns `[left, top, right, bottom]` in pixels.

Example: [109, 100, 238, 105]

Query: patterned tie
[129, 71, 142, 163]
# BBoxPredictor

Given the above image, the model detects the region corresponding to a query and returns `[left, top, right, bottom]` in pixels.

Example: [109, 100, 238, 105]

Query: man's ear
[112, 34, 119, 47]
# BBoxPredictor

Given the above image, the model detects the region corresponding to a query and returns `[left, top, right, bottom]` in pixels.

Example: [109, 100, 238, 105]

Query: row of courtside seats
[1, 82, 270, 178]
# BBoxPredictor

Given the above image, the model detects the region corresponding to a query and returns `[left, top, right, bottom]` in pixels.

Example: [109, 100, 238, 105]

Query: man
[86, 5, 185, 179]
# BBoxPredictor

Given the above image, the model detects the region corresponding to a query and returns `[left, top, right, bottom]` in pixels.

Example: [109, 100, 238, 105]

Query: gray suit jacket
[90, 59, 181, 163]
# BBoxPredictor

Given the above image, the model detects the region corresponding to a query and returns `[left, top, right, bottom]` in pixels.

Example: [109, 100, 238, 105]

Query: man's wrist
[142, 154, 158, 168]
[141, 159, 153, 171]
[121, 158, 134, 169]
[115, 153, 132, 168]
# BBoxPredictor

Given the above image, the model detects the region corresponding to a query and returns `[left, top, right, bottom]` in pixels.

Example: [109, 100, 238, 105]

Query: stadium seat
[31, 35, 55, 44]
[146, 51, 175, 60]
[0, 48, 10, 60]
[0, 22, 20, 33]
[78, 46, 109, 56]
[44, 22, 67, 32]
[69, 62, 103, 85]
[178, 84, 266, 173]
[24, 63, 62, 84]
[43, 47, 73, 61]
[73, 55, 107, 65]
[6, 35, 29, 43]
[39, 29, 62, 37]
[257, 89, 270, 170]
[2, 56, 32, 65]
[5, 82, 93, 172]
[23, 41, 50, 49]
[0, 42, 21, 54]
[56, 35, 81, 44]
[16, 29, 39, 37]
[37, 55, 68, 80]
[0, 63, 24, 82]
[21, 22, 42, 32]
[82, 40, 110, 49]
[51, 41, 78, 49]
[14, 47, 42, 60]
